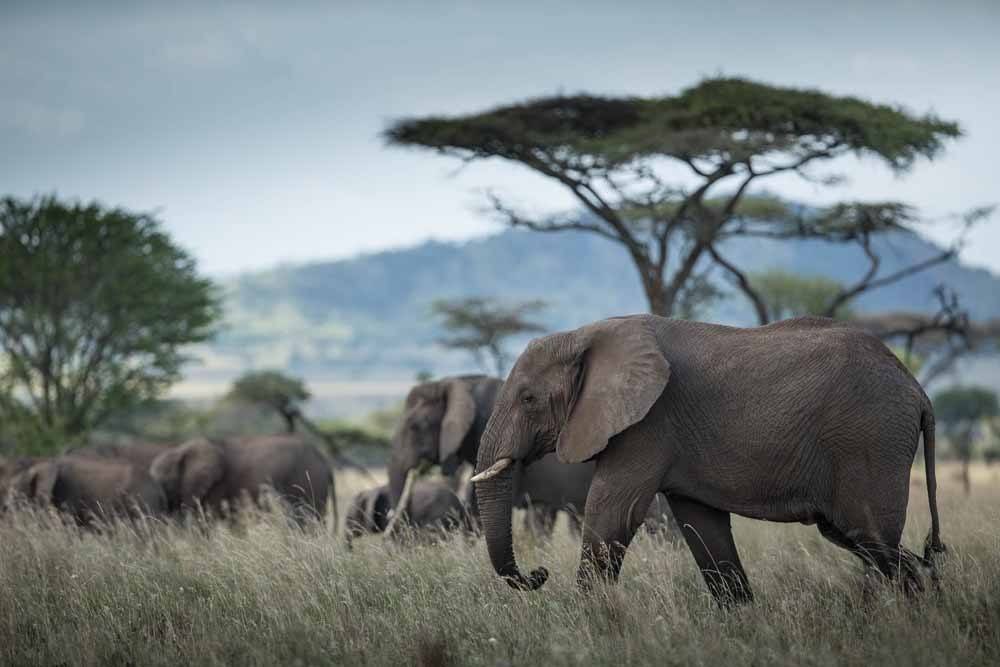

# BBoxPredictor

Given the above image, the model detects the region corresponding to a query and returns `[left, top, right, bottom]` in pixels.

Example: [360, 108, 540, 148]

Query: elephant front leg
[576, 439, 664, 589]
[667, 495, 753, 606]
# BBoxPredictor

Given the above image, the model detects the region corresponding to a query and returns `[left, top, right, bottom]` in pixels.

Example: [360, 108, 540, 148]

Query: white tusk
[470, 458, 513, 483]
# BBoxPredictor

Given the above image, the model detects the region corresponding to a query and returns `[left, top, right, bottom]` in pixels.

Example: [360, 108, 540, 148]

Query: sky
[3, 1, 999, 277]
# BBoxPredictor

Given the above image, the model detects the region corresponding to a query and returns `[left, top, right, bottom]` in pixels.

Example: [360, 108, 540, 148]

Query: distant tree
[387, 77, 965, 321]
[431, 297, 546, 376]
[933, 386, 999, 494]
[415, 369, 434, 383]
[228, 370, 310, 433]
[853, 286, 1000, 387]
[749, 270, 853, 320]
[0, 195, 221, 453]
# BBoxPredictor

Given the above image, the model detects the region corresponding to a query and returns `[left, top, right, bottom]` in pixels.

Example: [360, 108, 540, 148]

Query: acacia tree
[749, 269, 853, 320]
[387, 77, 963, 320]
[0, 195, 221, 451]
[228, 370, 310, 433]
[431, 297, 546, 376]
[851, 286, 1000, 387]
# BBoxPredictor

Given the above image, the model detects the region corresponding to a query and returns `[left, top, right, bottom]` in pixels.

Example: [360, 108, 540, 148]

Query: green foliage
[934, 386, 999, 464]
[934, 386, 999, 426]
[97, 399, 211, 445]
[227, 370, 311, 431]
[749, 269, 852, 320]
[387, 77, 960, 172]
[432, 297, 546, 376]
[0, 195, 221, 452]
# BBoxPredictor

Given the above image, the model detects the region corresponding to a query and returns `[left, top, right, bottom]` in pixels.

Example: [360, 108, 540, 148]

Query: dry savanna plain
[1, 463, 998, 666]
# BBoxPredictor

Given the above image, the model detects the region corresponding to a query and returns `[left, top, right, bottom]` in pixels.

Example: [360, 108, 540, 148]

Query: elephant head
[387, 378, 484, 508]
[472, 317, 670, 590]
[149, 438, 226, 512]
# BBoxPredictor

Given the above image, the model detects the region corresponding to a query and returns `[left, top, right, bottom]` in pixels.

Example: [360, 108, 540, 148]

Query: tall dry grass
[1, 464, 998, 666]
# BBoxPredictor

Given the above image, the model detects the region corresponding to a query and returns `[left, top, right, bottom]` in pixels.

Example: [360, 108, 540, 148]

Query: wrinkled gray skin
[345, 480, 470, 544]
[474, 315, 944, 603]
[149, 434, 332, 522]
[5, 456, 166, 526]
[387, 375, 598, 533]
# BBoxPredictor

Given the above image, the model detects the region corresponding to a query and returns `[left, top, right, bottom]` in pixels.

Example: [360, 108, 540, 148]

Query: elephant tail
[921, 408, 946, 566]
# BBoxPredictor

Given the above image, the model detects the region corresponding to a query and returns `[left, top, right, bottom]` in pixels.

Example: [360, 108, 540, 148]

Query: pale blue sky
[3, 1, 998, 276]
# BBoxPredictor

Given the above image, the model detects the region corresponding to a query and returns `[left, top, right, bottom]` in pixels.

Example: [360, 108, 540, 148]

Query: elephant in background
[345, 480, 470, 544]
[5, 456, 166, 526]
[390, 374, 674, 537]
[472, 315, 944, 603]
[149, 434, 333, 523]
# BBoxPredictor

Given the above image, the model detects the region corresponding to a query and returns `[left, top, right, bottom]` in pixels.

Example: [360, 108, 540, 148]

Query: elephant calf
[149, 434, 332, 523]
[5, 456, 166, 526]
[345, 481, 470, 544]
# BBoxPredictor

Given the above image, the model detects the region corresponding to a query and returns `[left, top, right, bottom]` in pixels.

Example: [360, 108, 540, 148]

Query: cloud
[2, 100, 85, 137]
[161, 33, 245, 70]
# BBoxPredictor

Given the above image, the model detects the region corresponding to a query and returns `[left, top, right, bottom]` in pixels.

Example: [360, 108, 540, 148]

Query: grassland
[1, 464, 998, 666]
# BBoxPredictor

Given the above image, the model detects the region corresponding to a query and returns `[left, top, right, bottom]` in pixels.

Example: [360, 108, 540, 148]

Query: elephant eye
[520, 392, 537, 406]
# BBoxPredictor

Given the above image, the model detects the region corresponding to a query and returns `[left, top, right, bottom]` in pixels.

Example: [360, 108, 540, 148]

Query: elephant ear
[178, 439, 225, 505]
[557, 317, 671, 464]
[439, 380, 476, 462]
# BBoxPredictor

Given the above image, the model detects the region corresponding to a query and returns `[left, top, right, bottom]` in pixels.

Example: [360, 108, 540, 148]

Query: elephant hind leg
[668, 495, 753, 606]
[817, 518, 924, 595]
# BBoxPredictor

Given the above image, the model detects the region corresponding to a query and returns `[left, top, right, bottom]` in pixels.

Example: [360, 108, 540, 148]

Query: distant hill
[186, 227, 1000, 398]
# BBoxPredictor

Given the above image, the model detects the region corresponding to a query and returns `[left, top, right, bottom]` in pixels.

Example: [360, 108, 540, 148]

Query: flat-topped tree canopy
[386, 77, 960, 173]
[386, 77, 966, 320]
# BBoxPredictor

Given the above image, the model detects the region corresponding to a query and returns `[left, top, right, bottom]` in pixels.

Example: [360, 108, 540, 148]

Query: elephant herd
[0, 435, 333, 528]
[1, 314, 947, 605]
[344, 374, 676, 546]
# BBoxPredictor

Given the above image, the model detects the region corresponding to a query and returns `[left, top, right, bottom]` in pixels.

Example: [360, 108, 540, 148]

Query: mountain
[184, 228, 1000, 406]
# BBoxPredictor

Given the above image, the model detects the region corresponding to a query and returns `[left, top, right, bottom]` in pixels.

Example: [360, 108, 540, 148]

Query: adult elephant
[387, 375, 596, 533]
[471, 315, 944, 603]
[344, 480, 470, 544]
[5, 456, 166, 526]
[149, 434, 332, 523]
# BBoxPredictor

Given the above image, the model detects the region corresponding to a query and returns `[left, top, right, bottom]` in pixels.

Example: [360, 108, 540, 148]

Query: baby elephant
[6, 456, 166, 526]
[345, 480, 469, 544]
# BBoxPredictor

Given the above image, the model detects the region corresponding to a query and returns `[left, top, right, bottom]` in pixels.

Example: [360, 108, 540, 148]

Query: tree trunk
[962, 457, 971, 495]
[281, 409, 297, 433]
[642, 277, 671, 317]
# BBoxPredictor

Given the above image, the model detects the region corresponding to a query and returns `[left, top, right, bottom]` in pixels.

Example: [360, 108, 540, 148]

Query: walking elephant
[471, 315, 944, 603]
[345, 480, 470, 544]
[5, 456, 166, 526]
[149, 434, 332, 523]
[387, 375, 602, 535]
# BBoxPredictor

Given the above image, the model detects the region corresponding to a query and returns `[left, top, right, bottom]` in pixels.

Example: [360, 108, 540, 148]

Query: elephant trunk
[475, 458, 548, 591]
[387, 444, 420, 510]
